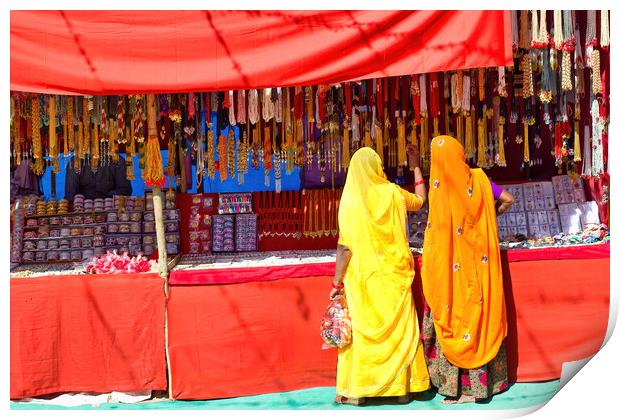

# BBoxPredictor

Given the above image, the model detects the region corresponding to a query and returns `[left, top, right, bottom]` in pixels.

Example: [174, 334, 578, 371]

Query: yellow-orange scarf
[422, 135, 506, 369]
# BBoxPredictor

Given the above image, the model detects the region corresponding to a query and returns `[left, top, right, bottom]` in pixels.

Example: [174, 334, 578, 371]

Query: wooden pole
[153, 186, 168, 283]
[152, 185, 173, 398]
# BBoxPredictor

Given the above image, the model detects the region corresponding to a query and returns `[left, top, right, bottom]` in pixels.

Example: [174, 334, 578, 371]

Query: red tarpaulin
[167, 247, 609, 399]
[10, 273, 168, 399]
[10, 10, 513, 95]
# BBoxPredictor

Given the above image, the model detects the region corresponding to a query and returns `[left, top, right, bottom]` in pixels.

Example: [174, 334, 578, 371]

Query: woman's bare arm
[330, 244, 352, 299]
[496, 190, 515, 215]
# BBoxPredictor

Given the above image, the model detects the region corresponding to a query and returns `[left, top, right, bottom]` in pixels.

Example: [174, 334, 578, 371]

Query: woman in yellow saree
[421, 135, 511, 404]
[331, 147, 430, 406]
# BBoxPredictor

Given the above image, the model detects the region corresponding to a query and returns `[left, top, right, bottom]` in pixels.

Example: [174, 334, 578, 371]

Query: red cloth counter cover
[170, 263, 336, 285]
[11, 10, 512, 95]
[167, 244, 609, 399]
[10, 273, 167, 399]
[505, 243, 610, 262]
[167, 276, 336, 400]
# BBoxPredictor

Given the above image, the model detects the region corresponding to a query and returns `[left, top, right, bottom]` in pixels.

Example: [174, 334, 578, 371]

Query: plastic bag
[320, 295, 352, 349]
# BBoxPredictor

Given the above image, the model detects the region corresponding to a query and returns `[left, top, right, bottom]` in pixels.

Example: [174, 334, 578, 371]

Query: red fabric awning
[10, 10, 513, 95]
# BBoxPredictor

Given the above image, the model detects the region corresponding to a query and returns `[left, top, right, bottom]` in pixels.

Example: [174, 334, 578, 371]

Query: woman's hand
[330, 287, 344, 300]
[406, 144, 420, 170]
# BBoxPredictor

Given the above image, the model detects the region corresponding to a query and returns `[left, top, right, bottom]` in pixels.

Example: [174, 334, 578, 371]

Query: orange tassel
[143, 94, 165, 187]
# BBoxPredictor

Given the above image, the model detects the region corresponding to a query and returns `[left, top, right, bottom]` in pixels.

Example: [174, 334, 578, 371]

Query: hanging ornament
[237, 90, 247, 125]
[476, 117, 486, 168]
[591, 49, 603, 96]
[574, 119, 581, 163]
[12, 97, 22, 166]
[531, 9, 540, 48]
[540, 49, 553, 104]
[217, 133, 228, 181]
[143, 94, 165, 187]
[562, 10, 575, 52]
[519, 10, 530, 50]
[511, 10, 519, 51]
[498, 67, 508, 97]
[397, 116, 406, 167]
[477, 68, 485, 102]
[600, 10, 610, 50]
[82, 97, 91, 161]
[342, 83, 352, 170]
[293, 87, 305, 167]
[561, 50, 573, 92]
[228, 91, 237, 126]
[263, 119, 273, 185]
[591, 99, 604, 177]
[374, 80, 384, 163]
[75, 115, 83, 172]
[66, 96, 75, 154]
[48, 96, 59, 173]
[497, 98, 507, 167]
[532, 10, 549, 48]
[117, 96, 126, 143]
[226, 126, 236, 180]
[125, 118, 135, 181]
[583, 125, 592, 176]
[523, 122, 531, 164]
[522, 54, 534, 98]
[207, 124, 216, 180]
[109, 117, 120, 164]
[585, 10, 597, 67]
[450, 72, 461, 114]
[552, 10, 564, 50]
[237, 125, 249, 184]
[420, 116, 430, 176]
[574, 25, 586, 98]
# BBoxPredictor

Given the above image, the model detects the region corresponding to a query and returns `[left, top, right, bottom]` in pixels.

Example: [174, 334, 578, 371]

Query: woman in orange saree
[421, 135, 512, 404]
[331, 147, 430, 405]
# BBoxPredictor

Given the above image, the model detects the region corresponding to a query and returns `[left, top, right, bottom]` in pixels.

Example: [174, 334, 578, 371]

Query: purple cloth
[489, 180, 503, 200]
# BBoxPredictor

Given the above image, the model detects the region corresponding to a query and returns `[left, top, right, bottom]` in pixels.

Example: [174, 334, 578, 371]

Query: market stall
[10, 9, 610, 403]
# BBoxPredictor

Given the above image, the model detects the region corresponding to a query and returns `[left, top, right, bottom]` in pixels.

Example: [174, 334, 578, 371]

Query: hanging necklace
[227, 126, 236, 180]
[217, 133, 228, 181]
[585, 10, 597, 67]
[600, 10, 610, 50]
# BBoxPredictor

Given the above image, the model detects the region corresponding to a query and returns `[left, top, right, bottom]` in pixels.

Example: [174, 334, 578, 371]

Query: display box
[218, 193, 253, 215]
[558, 203, 582, 234]
[235, 214, 258, 252]
[579, 201, 600, 226]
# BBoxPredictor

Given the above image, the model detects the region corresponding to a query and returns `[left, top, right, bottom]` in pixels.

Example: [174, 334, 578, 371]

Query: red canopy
[10, 10, 513, 95]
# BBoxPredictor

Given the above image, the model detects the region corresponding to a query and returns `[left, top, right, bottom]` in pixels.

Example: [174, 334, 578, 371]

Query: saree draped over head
[422, 135, 506, 370]
[336, 147, 429, 398]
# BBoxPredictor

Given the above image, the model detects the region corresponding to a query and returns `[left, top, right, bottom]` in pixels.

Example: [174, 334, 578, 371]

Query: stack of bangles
[414, 179, 425, 187]
[332, 280, 344, 290]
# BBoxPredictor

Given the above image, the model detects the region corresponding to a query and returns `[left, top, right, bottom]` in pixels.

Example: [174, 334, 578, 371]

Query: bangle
[332, 280, 344, 289]
[414, 179, 425, 187]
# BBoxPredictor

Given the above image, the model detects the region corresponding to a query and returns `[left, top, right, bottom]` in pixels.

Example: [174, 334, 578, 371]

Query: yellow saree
[336, 147, 430, 398]
[421, 135, 507, 369]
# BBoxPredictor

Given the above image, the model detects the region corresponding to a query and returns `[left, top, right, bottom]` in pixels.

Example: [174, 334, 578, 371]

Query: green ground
[11, 381, 558, 410]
